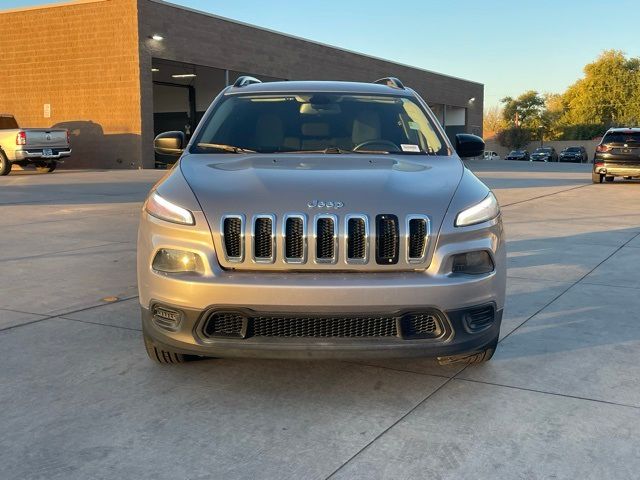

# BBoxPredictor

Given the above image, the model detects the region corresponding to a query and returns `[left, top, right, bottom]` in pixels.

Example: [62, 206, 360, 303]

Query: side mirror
[455, 133, 485, 158]
[154, 131, 185, 156]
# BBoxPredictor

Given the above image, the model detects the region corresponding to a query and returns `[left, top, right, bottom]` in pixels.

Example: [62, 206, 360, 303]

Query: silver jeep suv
[138, 77, 506, 365]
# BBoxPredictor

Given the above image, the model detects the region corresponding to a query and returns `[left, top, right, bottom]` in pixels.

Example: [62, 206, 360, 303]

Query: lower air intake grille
[285, 216, 304, 260]
[223, 217, 242, 259]
[347, 217, 366, 260]
[252, 315, 397, 338]
[402, 313, 442, 338]
[465, 305, 495, 332]
[205, 312, 246, 338]
[376, 214, 399, 264]
[202, 310, 446, 340]
[408, 218, 427, 259]
[316, 217, 335, 260]
[254, 216, 273, 260]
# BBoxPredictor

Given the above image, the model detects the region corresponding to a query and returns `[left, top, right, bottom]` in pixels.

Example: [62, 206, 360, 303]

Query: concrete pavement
[1, 161, 639, 479]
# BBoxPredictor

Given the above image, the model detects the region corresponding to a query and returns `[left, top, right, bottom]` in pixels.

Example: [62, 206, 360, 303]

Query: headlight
[145, 192, 195, 225]
[455, 192, 500, 227]
[152, 249, 203, 274]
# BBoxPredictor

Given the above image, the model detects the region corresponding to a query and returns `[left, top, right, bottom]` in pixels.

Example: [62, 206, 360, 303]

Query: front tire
[605, 176, 614, 182]
[437, 335, 498, 365]
[592, 173, 603, 184]
[144, 333, 189, 364]
[0, 151, 11, 176]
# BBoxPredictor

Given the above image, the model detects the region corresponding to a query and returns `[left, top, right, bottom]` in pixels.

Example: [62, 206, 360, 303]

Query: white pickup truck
[0, 114, 71, 175]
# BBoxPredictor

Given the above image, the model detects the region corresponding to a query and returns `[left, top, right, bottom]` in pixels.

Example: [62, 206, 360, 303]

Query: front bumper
[14, 149, 72, 160]
[142, 303, 503, 359]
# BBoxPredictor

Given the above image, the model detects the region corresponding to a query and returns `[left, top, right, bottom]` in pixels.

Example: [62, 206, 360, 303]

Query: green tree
[560, 50, 640, 127]
[483, 106, 507, 139]
[501, 91, 546, 129]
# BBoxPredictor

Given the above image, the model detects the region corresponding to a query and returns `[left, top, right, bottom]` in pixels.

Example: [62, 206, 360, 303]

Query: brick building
[0, 0, 483, 169]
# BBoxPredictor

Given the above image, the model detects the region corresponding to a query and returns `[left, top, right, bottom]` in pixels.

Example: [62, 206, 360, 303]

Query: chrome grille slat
[315, 214, 337, 263]
[283, 214, 307, 263]
[406, 215, 430, 263]
[252, 214, 275, 263]
[221, 214, 245, 262]
[375, 214, 399, 265]
[345, 214, 369, 264]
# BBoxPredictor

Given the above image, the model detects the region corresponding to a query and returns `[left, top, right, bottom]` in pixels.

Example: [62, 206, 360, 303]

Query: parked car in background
[505, 150, 529, 161]
[559, 146, 588, 163]
[530, 146, 558, 162]
[483, 150, 501, 161]
[0, 114, 71, 175]
[593, 128, 640, 183]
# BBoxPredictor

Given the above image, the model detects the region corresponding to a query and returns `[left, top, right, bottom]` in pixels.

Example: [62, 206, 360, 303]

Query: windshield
[534, 148, 551, 153]
[191, 93, 448, 155]
[566, 147, 581, 152]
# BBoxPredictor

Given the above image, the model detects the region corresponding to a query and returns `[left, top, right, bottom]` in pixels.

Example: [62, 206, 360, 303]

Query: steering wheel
[353, 139, 401, 152]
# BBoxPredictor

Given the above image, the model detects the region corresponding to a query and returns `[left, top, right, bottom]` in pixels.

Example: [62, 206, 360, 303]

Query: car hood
[181, 153, 463, 218]
[180, 153, 464, 270]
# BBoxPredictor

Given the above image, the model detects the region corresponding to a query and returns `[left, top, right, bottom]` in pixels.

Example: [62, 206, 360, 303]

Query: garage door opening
[151, 59, 286, 167]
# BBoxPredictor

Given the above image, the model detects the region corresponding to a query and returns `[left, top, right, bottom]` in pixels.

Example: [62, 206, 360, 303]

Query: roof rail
[374, 77, 405, 89]
[233, 76, 262, 88]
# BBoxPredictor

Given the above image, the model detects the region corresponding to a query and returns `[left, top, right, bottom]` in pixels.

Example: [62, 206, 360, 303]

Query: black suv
[505, 150, 529, 161]
[530, 146, 558, 162]
[559, 146, 588, 163]
[593, 128, 640, 183]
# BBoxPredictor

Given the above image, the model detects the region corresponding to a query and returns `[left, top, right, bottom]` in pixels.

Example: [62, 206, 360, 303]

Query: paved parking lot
[1, 161, 639, 479]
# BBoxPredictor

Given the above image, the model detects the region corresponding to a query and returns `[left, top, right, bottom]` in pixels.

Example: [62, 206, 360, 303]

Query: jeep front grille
[220, 213, 430, 269]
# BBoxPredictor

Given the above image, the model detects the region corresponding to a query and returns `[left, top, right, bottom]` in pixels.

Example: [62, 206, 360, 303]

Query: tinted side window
[0, 116, 18, 130]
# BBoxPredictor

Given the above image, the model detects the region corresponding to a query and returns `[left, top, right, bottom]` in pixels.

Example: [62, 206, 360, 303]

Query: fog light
[152, 249, 203, 274]
[452, 251, 494, 275]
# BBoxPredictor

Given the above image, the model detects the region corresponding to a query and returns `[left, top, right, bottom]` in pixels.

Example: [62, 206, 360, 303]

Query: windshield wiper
[281, 147, 389, 154]
[196, 143, 256, 153]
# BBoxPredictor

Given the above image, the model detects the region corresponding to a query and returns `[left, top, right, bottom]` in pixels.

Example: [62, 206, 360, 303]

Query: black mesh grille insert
[251, 315, 397, 338]
[205, 312, 246, 338]
[254, 217, 273, 259]
[285, 217, 304, 259]
[223, 217, 242, 259]
[408, 218, 427, 259]
[316, 217, 335, 260]
[376, 215, 399, 264]
[403, 313, 442, 338]
[347, 217, 366, 259]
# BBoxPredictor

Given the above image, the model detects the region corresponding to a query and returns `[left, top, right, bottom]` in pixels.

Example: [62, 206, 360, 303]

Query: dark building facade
[0, 0, 483, 169]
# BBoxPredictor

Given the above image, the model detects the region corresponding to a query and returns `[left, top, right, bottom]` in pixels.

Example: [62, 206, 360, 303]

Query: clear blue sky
[3, 0, 639, 109]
